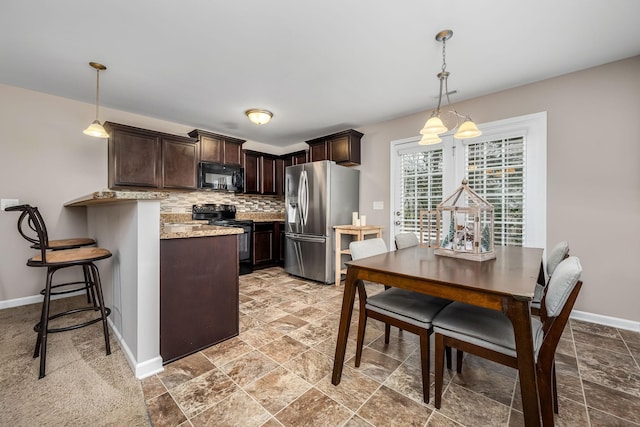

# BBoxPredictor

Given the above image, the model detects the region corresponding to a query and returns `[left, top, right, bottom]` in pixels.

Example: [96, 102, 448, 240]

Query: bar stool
[6, 204, 112, 378]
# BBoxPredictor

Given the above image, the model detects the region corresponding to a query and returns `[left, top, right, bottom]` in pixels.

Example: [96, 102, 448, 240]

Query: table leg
[504, 297, 542, 427]
[331, 267, 358, 385]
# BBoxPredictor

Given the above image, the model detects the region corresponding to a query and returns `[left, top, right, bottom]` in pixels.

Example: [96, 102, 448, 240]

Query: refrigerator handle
[299, 170, 309, 226]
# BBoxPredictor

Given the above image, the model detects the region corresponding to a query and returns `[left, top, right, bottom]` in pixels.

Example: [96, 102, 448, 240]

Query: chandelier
[419, 30, 481, 145]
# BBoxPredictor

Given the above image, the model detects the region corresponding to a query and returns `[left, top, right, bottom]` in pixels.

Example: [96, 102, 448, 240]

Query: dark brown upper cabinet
[242, 150, 277, 195]
[106, 122, 198, 190]
[306, 129, 363, 166]
[162, 136, 198, 190]
[277, 150, 308, 195]
[188, 129, 245, 166]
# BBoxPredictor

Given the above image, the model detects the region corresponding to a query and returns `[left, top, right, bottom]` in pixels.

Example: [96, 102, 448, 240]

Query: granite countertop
[237, 212, 285, 222]
[65, 190, 170, 207]
[161, 223, 244, 239]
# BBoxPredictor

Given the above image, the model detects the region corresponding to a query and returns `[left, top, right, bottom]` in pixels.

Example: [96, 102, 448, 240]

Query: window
[390, 112, 546, 249]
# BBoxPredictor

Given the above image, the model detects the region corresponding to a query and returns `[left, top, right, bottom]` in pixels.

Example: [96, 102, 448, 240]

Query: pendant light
[419, 30, 481, 142]
[245, 109, 273, 125]
[83, 62, 109, 138]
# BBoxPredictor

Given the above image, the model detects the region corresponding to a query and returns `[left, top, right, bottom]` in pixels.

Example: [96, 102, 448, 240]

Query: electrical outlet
[1, 199, 20, 211]
[373, 201, 384, 210]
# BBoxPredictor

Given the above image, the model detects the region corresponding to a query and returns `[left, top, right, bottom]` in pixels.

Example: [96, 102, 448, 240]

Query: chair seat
[433, 302, 544, 358]
[29, 247, 112, 265]
[32, 237, 96, 250]
[367, 288, 451, 328]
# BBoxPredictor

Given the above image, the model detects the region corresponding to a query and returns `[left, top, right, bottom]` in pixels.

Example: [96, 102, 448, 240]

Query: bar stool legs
[33, 262, 111, 379]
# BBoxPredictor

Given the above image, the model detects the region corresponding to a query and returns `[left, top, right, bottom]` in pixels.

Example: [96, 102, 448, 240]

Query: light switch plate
[373, 201, 384, 210]
[1, 199, 20, 211]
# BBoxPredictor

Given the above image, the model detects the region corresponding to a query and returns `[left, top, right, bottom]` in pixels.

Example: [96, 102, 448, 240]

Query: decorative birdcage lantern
[434, 179, 495, 261]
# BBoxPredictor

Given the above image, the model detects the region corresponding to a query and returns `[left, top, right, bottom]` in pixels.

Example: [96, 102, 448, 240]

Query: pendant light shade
[245, 109, 273, 125]
[83, 62, 109, 139]
[419, 30, 481, 144]
[454, 118, 482, 139]
[419, 132, 443, 145]
[420, 116, 448, 135]
[83, 120, 109, 138]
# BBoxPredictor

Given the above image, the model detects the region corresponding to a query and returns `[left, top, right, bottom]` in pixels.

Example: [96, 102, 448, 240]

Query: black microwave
[198, 162, 244, 192]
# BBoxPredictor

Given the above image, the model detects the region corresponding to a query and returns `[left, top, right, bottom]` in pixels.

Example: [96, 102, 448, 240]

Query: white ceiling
[2, 1, 639, 148]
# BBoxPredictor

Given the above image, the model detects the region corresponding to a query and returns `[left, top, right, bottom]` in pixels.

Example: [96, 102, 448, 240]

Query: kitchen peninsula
[65, 190, 243, 378]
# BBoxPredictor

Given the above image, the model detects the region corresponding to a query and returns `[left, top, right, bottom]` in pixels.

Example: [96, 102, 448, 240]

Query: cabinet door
[223, 141, 242, 166]
[253, 223, 274, 266]
[292, 151, 308, 165]
[243, 151, 260, 194]
[276, 222, 285, 265]
[309, 142, 328, 162]
[261, 155, 277, 195]
[162, 137, 198, 189]
[199, 135, 223, 163]
[276, 158, 285, 196]
[109, 126, 160, 188]
[329, 136, 351, 164]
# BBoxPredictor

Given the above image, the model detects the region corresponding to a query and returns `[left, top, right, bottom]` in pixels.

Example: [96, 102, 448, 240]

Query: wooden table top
[345, 245, 543, 299]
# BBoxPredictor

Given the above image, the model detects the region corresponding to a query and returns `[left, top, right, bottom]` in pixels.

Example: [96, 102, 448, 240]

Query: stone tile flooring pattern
[142, 267, 640, 427]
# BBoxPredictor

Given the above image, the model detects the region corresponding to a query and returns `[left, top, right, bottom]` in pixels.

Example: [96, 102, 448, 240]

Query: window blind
[465, 137, 525, 246]
[399, 149, 443, 243]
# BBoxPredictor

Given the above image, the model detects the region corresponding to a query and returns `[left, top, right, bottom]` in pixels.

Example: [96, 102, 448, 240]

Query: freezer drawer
[284, 234, 333, 284]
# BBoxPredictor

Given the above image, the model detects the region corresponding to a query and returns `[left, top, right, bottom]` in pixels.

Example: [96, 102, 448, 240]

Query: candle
[360, 215, 367, 226]
[352, 212, 359, 226]
[355, 219, 361, 226]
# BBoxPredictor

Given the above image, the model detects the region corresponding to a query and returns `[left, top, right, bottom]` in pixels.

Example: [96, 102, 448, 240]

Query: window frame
[390, 111, 547, 248]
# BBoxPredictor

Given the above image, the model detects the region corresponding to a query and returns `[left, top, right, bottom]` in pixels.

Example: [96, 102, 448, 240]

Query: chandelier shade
[419, 132, 442, 145]
[419, 30, 481, 143]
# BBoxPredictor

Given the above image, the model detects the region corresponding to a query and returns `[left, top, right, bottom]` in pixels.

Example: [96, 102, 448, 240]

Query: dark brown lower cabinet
[160, 234, 239, 364]
[253, 222, 274, 268]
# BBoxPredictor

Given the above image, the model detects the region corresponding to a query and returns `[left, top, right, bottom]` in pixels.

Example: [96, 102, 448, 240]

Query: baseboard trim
[0, 290, 85, 310]
[571, 310, 640, 333]
[107, 318, 164, 379]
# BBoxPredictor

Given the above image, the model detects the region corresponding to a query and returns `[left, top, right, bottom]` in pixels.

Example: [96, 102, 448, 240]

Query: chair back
[394, 232, 419, 250]
[538, 256, 582, 361]
[546, 241, 570, 278]
[5, 204, 50, 262]
[543, 256, 581, 318]
[349, 238, 388, 260]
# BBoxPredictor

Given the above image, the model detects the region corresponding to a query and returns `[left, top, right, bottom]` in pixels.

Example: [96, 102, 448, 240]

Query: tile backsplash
[160, 190, 285, 213]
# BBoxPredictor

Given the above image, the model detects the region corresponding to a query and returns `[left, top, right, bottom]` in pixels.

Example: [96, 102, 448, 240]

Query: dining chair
[531, 241, 570, 316]
[394, 232, 419, 250]
[349, 237, 452, 403]
[5, 204, 113, 378]
[432, 256, 583, 425]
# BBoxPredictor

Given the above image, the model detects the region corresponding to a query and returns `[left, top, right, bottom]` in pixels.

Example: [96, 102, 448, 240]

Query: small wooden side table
[333, 225, 384, 285]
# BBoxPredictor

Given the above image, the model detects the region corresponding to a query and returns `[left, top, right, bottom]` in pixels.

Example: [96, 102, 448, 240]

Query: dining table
[331, 244, 545, 427]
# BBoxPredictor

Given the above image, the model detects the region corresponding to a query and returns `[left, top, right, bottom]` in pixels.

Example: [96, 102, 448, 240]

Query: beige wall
[1, 56, 639, 323]
[357, 56, 640, 323]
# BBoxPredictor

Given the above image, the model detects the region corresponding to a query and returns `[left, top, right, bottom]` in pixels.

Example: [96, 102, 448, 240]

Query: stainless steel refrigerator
[285, 160, 359, 284]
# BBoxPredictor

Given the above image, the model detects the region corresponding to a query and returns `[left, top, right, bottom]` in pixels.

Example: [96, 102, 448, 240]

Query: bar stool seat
[33, 237, 96, 251]
[29, 247, 111, 265]
[6, 204, 112, 379]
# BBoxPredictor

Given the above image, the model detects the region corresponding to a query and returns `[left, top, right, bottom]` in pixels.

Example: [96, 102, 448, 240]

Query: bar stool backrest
[6, 204, 50, 262]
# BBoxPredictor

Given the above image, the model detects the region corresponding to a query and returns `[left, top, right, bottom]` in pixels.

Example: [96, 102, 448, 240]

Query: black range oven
[192, 204, 253, 275]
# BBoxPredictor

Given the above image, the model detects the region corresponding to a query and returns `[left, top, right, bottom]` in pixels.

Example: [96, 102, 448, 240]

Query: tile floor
[142, 267, 640, 427]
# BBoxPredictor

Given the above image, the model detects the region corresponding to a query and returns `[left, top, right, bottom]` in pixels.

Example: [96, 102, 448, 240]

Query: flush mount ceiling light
[83, 62, 109, 138]
[245, 109, 273, 125]
[419, 29, 481, 145]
